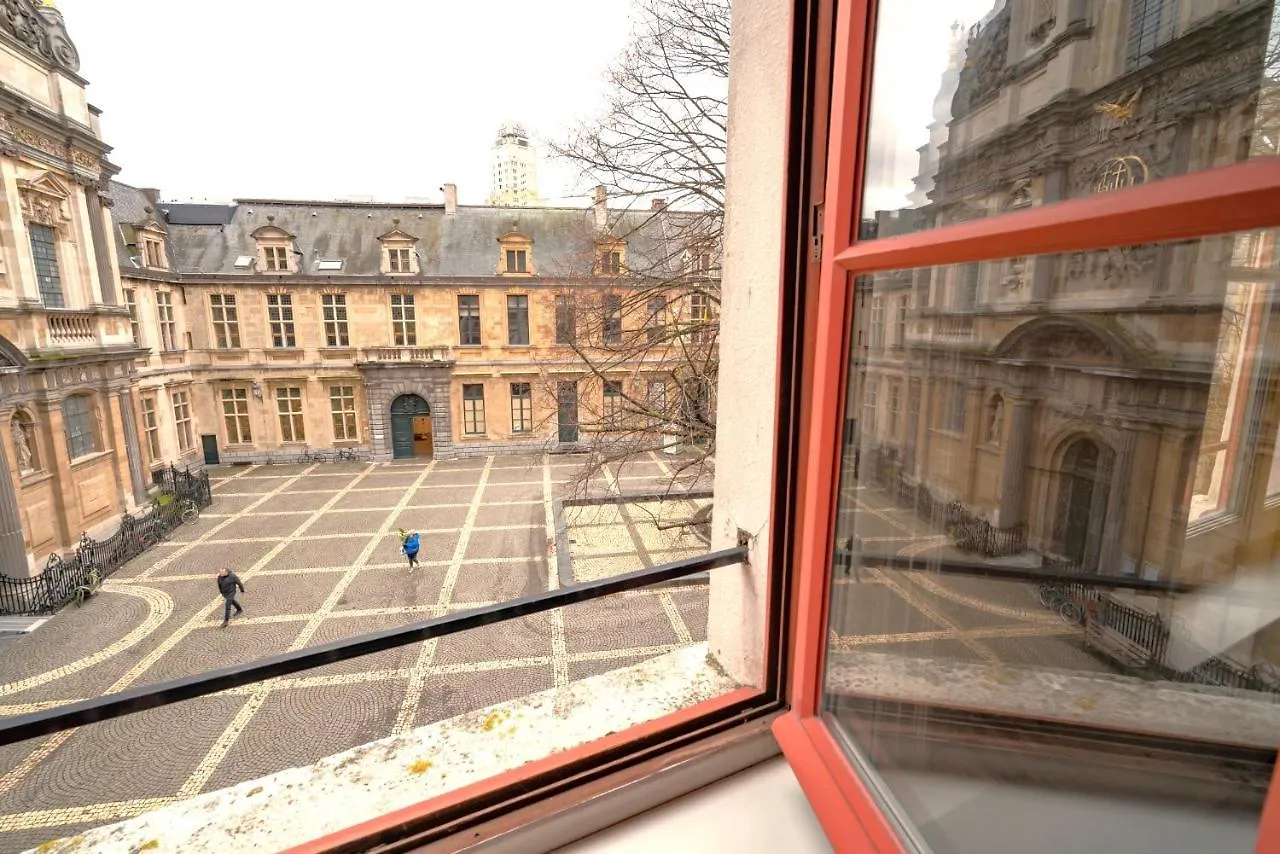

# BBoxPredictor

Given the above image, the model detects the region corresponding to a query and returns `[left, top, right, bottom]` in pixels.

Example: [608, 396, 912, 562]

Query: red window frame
[774, 1, 1280, 852]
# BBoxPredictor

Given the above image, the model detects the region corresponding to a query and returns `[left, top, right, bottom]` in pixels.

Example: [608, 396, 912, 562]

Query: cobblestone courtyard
[0, 453, 709, 852]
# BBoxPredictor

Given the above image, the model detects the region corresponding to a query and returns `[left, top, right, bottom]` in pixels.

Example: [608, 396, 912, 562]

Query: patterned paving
[0, 453, 708, 852]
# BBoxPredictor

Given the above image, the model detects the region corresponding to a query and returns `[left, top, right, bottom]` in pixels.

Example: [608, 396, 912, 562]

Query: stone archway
[1049, 434, 1115, 570]
[390, 394, 432, 459]
[359, 364, 455, 461]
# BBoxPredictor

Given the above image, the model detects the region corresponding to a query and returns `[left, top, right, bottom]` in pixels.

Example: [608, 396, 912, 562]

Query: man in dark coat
[216, 567, 245, 627]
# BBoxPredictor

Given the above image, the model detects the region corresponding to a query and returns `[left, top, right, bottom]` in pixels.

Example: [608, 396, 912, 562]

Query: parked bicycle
[1035, 582, 1087, 625]
[334, 447, 359, 462]
[299, 449, 330, 464]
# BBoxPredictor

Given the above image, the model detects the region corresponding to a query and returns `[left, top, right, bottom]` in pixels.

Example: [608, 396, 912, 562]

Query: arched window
[10, 410, 39, 473]
[63, 394, 98, 459]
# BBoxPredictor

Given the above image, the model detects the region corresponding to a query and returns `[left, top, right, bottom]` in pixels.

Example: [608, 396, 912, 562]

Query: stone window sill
[18, 470, 54, 488]
[69, 449, 112, 470]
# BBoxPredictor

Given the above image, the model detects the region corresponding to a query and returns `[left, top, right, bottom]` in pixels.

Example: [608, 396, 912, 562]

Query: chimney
[141, 188, 162, 209]
[651, 198, 667, 211]
[441, 183, 458, 215]
[593, 184, 607, 231]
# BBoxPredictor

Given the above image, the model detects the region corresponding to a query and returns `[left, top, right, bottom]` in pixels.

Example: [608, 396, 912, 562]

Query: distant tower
[907, 22, 967, 208]
[487, 122, 541, 207]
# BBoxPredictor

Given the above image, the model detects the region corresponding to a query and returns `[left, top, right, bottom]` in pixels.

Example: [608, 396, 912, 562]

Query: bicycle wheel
[1035, 584, 1057, 608]
[1058, 599, 1085, 625]
[181, 504, 199, 524]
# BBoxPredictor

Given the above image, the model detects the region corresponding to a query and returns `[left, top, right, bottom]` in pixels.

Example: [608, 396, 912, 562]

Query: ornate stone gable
[0, 0, 79, 74]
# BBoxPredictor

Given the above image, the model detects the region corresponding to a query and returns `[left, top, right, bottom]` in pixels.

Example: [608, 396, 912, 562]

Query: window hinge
[810, 203, 824, 262]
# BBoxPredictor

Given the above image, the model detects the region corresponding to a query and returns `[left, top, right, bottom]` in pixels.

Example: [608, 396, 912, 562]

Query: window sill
[1185, 509, 1242, 538]
[18, 470, 53, 488]
[59, 645, 749, 853]
[69, 449, 112, 470]
[460, 433, 489, 440]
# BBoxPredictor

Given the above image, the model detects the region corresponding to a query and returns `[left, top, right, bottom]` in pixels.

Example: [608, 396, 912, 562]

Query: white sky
[57, 0, 636, 205]
[56, 0, 1001, 211]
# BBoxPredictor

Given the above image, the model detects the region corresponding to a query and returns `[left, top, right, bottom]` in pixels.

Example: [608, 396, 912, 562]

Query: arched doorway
[1053, 437, 1105, 565]
[390, 394, 432, 459]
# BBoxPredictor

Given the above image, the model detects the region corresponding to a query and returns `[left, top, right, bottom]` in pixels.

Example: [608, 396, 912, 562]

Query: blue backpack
[403, 532, 420, 555]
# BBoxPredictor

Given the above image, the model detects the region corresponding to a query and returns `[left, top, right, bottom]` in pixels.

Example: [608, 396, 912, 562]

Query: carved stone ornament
[0, 1, 79, 73]
[20, 188, 63, 226]
[1026, 0, 1055, 46]
[952, 6, 1011, 119]
[11, 414, 33, 472]
[1065, 245, 1157, 286]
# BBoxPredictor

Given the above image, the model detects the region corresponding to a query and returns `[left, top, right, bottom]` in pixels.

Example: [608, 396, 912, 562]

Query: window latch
[810, 203, 824, 262]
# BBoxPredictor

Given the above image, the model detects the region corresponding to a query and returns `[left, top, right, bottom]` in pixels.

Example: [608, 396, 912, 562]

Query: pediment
[136, 219, 167, 236]
[18, 172, 70, 200]
[498, 230, 533, 244]
[377, 227, 419, 243]
[250, 224, 295, 240]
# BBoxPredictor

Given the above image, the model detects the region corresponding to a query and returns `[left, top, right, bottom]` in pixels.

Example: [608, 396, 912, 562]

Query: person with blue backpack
[398, 527, 421, 570]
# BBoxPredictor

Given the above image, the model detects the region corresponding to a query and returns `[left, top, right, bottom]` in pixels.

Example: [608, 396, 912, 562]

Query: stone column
[117, 389, 147, 505]
[0, 426, 29, 577]
[86, 191, 117, 305]
[1098, 426, 1140, 575]
[997, 397, 1034, 528]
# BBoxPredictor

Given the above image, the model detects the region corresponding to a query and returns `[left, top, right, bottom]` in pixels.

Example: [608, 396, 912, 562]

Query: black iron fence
[865, 445, 1027, 558]
[0, 465, 213, 616]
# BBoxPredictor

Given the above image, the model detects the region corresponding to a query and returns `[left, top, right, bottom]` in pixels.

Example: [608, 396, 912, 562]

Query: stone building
[0, 2, 149, 577]
[487, 122, 541, 207]
[857, 0, 1279, 598]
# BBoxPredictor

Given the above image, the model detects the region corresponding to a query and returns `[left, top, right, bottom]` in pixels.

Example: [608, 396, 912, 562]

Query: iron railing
[0, 546, 748, 747]
[852, 550, 1280, 696]
[0, 465, 213, 616]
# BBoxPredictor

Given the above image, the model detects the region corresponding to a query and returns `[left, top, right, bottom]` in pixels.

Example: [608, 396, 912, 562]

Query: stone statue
[988, 398, 1004, 444]
[12, 417, 33, 472]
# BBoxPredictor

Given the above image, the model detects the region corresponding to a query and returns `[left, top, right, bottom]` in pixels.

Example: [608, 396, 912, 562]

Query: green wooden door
[390, 394, 429, 459]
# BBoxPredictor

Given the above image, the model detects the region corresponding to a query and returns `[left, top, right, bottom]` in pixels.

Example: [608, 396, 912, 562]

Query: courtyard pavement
[0, 453, 709, 853]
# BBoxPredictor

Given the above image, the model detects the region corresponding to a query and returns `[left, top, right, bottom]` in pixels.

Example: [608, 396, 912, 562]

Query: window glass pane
[29, 223, 63, 307]
[507, 294, 529, 345]
[825, 230, 1280, 852]
[859, 1, 1280, 241]
[458, 294, 481, 346]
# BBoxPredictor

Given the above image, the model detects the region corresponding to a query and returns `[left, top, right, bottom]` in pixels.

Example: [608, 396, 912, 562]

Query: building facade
[856, 0, 1279, 604]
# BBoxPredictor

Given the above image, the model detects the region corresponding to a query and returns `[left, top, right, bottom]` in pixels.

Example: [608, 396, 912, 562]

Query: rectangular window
[63, 395, 96, 459]
[507, 294, 530, 346]
[156, 291, 177, 351]
[690, 292, 712, 344]
[869, 297, 884, 348]
[29, 223, 62, 307]
[140, 394, 160, 460]
[172, 390, 193, 453]
[555, 294, 576, 345]
[221, 388, 252, 444]
[390, 294, 416, 346]
[600, 249, 622, 275]
[322, 294, 350, 347]
[646, 296, 667, 344]
[942, 380, 966, 434]
[330, 385, 358, 441]
[124, 288, 139, 344]
[603, 380, 623, 425]
[276, 387, 305, 443]
[143, 239, 163, 268]
[958, 263, 980, 310]
[691, 250, 713, 275]
[266, 294, 296, 348]
[1126, 0, 1174, 70]
[209, 294, 241, 349]
[510, 382, 532, 434]
[895, 297, 907, 346]
[603, 294, 622, 346]
[862, 376, 877, 439]
[505, 249, 527, 273]
[388, 247, 412, 273]
[458, 294, 481, 346]
[887, 381, 900, 436]
[462, 384, 486, 435]
[262, 245, 289, 271]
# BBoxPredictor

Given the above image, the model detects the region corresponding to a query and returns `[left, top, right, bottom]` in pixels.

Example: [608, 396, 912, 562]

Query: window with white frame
[391, 294, 416, 346]
[267, 294, 296, 348]
[124, 288, 140, 344]
[862, 376, 878, 439]
[870, 297, 885, 348]
[210, 294, 241, 348]
[603, 380, 624, 426]
[262, 245, 289, 272]
[221, 387, 252, 444]
[895, 297, 907, 346]
[140, 394, 160, 460]
[156, 291, 177, 351]
[172, 390, 194, 453]
[510, 382, 533, 433]
[322, 294, 350, 347]
[388, 247, 412, 273]
[330, 385, 358, 441]
[462, 384, 486, 435]
[276, 387, 305, 443]
[888, 381, 901, 437]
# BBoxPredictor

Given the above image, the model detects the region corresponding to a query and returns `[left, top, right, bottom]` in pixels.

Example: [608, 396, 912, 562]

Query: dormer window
[378, 219, 420, 275]
[251, 218, 296, 274]
[596, 239, 625, 276]
[498, 229, 535, 276]
[143, 238, 164, 268]
[134, 210, 168, 269]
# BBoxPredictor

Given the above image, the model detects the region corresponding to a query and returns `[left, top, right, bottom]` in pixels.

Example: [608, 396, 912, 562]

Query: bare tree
[544, 0, 729, 515]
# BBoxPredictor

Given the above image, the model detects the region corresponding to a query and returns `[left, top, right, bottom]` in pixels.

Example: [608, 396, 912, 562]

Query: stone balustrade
[45, 310, 97, 345]
[362, 346, 453, 363]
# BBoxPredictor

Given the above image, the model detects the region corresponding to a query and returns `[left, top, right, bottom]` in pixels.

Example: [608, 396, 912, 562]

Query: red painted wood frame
[772, 0, 1280, 852]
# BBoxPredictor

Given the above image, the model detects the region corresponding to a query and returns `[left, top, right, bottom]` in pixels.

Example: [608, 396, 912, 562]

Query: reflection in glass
[825, 228, 1280, 852]
[862, 0, 1280, 238]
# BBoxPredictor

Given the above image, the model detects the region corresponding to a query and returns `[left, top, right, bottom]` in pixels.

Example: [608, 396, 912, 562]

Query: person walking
[398, 527, 421, 571]
[216, 567, 245, 627]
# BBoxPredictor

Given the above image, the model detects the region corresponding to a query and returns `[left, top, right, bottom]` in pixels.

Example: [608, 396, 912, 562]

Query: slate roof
[105, 181, 165, 267]
[114, 195, 709, 280]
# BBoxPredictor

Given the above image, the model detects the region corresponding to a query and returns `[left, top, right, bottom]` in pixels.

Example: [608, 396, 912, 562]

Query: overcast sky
[56, 0, 999, 211]
[57, 0, 635, 205]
